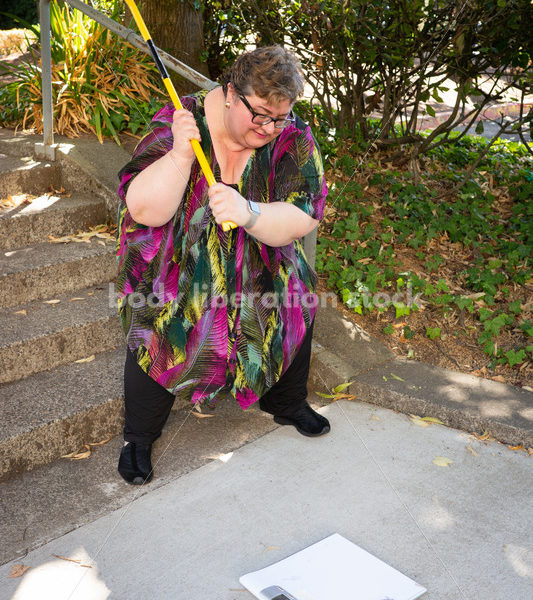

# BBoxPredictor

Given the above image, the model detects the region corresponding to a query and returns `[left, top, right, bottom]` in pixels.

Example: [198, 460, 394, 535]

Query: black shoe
[118, 442, 153, 484]
[273, 402, 330, 437]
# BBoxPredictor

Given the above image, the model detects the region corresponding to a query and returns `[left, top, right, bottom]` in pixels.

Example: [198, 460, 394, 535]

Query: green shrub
[317, 133, 532, 368]
[0, 0, 164, 143]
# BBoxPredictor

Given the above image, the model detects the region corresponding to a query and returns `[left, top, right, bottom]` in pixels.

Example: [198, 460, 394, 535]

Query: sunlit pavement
[1, 400, 531, 600]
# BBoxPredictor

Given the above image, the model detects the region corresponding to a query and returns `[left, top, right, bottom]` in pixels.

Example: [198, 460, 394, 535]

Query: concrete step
[0, 130, 39, 158]
[0, 155, 61, 197]
[0, 192, 108, 251]
[0, 347, 126, 483]
[0, 237, 116, 308]
[0, 343, 207, 484]
[0, 130, 128, 215]
[0, 391, 293, 566]
[0, 284, 123, 384]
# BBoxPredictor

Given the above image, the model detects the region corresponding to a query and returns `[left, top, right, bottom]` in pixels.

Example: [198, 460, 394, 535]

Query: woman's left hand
[208, 183, 250, 228]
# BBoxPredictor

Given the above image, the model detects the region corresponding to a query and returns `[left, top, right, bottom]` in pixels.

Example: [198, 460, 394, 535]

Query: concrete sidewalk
[312, 303, 533, 449]
[1, 400, 532, 600]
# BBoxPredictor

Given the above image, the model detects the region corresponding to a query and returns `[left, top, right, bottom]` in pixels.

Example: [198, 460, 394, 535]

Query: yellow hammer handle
[124, 0, 236, 231]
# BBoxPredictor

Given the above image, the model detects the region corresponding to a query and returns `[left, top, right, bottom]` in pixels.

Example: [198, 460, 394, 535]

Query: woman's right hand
[170, 108, 201, 163]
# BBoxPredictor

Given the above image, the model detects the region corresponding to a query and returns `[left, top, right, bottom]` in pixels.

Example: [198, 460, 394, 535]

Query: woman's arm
[125, 149, 193, 227]
[208, 183, 319, 247]
[244, 202, 318, 246]
[125, 109, 200, 227]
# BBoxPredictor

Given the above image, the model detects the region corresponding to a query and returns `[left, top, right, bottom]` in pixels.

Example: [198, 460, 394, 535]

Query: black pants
[123, 319, 315, 444]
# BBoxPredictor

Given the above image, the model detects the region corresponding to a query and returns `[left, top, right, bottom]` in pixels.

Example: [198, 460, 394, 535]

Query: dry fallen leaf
[420, 416, 445, 425]
[14, 309, 27, 316]
[409, 415, 431, 427]
[69, 297, 85, 302]
[192, 411, 214, 418]
[74, 355, 95, 364]
[48, 235, 76, 243]
[466, 446, 479, 457]
[87, 437, 112, 447]
[432, 456, 453, 467]
[53, 554, 80, 563]
[508, 444, 524, 451]
[331, 392, 356, 401]
[48, 223, 114, 245]
[52, 555, 92, 568]
[9, 564, 30, 578]
[43, 299, 61, 304]
[61, 445, 91, 460]
[1, 193, 37, 211]
[491, 375, 506, 383]
[472, 430, 495, 442]
[371, 414, 381, 421]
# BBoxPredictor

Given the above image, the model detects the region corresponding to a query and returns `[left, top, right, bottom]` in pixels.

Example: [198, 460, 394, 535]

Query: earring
[225, 101, 230, 108]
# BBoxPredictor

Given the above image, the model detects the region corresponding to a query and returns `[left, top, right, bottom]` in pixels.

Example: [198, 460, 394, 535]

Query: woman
[116, 45, 330, 485]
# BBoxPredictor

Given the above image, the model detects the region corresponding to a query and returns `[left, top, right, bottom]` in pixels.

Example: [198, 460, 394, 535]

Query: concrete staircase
[0, 133, 126, 482]
[0, 133, 287, 569]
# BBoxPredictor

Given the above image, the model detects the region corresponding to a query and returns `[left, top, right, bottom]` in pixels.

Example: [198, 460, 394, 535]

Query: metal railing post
[304, 227, 317, 270]
[35, 0, 57, 160]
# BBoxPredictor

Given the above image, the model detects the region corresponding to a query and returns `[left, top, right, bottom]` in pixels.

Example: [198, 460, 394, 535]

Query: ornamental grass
[0, 1, 164, 143]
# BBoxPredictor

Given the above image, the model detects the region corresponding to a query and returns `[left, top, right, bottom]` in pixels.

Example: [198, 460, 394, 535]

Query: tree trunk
[138, 0, 209, 95]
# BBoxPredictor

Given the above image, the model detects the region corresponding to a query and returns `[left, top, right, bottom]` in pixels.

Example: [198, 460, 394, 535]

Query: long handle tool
[124, 0, 236, 231]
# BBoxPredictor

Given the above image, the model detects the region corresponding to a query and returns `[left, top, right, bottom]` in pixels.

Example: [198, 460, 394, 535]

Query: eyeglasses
[238, 94, 295, 129]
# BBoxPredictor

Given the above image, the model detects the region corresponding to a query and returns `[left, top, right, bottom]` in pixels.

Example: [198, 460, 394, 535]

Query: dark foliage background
[0, 0, 38, 29]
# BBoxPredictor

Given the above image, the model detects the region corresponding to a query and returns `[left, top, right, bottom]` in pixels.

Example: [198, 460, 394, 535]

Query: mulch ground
[317, 277, 533, 391]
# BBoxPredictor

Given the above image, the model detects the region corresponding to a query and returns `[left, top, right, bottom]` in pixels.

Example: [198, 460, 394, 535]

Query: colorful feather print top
[116, 90, 327, 410]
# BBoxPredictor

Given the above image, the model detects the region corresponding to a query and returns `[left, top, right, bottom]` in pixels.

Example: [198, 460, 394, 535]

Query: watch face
[248, 200, 261, 215]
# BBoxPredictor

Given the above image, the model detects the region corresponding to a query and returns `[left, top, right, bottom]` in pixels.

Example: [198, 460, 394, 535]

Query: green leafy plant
[426, 327, 442, 340]
[0, 0, 165, 143]
[317, 132, 532, 370]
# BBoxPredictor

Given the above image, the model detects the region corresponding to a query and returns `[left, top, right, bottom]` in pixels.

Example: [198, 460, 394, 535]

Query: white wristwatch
[244, 200, 261, 228]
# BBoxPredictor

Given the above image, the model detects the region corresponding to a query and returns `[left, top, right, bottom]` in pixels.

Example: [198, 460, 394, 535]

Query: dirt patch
[0, 29, 37, 56]
[317, 277, 533, 391]
[0, 29, 38, 88]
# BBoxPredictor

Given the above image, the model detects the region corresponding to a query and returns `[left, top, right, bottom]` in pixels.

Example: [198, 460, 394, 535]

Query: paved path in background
[417, 101, 532, 142]
[453, 117, 531, 143]
[1, 400, 532, 600]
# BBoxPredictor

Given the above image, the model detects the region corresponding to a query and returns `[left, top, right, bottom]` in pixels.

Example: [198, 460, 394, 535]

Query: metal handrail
[36, 0, 317, 265]
[36, 0, 216, 159]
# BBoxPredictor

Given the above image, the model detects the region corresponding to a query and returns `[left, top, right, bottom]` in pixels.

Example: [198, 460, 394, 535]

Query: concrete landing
[1, 400, 531, 600]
